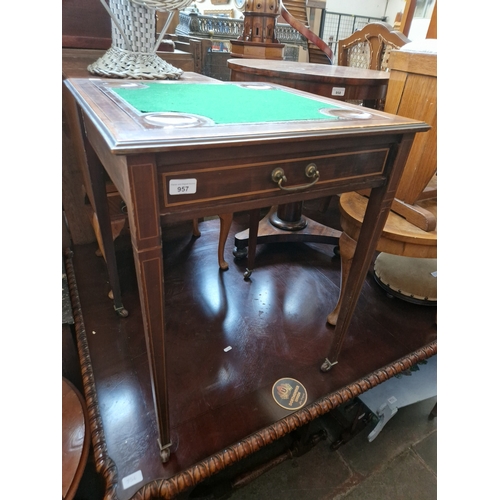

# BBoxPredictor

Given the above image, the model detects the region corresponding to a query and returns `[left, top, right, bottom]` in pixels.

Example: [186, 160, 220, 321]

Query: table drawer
[160, 147, 390, 210]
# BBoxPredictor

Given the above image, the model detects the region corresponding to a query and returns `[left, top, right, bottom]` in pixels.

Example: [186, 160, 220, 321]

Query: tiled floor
[225, 396, 437, 500]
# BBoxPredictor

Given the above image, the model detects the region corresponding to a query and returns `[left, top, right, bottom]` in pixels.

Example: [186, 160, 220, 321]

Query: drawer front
[159, 147, 390, 210]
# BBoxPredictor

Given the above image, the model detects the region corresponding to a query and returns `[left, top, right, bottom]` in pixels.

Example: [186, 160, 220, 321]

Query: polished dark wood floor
[69, 197, 436, 500]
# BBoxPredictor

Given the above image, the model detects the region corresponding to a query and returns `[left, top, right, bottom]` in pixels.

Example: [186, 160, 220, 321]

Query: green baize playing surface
[112, 83, 343, 125]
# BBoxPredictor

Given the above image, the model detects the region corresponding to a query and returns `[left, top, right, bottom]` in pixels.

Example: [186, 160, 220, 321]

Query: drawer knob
[271, 163, 320, 192]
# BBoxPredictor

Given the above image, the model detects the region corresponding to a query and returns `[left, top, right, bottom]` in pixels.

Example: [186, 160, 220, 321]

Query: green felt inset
[111, 83, 342, 124]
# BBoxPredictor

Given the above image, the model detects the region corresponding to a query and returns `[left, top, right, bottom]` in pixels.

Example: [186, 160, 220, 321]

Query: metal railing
[175, 5, 307, 49]
[175, 5, 308, 79]
[319, 11, 386, 63]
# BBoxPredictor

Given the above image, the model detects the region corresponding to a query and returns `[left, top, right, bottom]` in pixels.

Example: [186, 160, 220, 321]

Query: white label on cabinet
[122, 470, 143, 490]
[169, 178, 197, 195]
[331, 87, 346, 97]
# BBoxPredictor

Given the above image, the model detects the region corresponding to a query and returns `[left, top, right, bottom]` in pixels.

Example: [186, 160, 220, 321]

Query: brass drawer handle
[271, 163, 320, 192]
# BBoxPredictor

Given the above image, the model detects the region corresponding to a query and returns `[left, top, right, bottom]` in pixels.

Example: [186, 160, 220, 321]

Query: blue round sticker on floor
[272, 378, 308, 410]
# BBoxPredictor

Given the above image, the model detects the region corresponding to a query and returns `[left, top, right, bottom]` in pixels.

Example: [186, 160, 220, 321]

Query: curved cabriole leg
[93, 212, 127, 258]
[218, 213, 233, 271]
[192, 218, 201, 238]
[192, 214, 232, 270]
[327, 231, 357, 326]
[244, 208, 261, 280]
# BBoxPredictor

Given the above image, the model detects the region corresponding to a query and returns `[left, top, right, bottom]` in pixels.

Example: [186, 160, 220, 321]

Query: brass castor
[115, 307, 129, 318]
[320, 358, 338, 372]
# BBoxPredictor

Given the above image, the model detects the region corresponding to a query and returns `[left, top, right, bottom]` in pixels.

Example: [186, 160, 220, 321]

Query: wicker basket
[88, 0, 193, 79]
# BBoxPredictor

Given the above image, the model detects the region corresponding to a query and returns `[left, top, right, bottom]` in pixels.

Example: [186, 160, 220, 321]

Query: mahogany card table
[64, 76, 428, 462]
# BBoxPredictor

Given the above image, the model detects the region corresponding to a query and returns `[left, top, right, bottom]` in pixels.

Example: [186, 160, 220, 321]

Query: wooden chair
[337, 21, 410, 71]
[337, 21, 410, 110]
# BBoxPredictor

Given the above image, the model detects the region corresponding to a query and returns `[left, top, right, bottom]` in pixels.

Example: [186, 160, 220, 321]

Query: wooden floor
[66, 197, 437, 500]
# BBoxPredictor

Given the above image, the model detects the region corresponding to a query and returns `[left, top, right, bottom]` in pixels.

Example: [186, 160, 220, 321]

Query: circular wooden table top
[62, 378, 90, 500]
[339, 192, 437, 259]
[227, 58, 389, 86]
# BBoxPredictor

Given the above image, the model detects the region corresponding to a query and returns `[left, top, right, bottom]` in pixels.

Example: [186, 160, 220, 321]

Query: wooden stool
[62, 378, 90, 500]
[328, 192, 437, 325]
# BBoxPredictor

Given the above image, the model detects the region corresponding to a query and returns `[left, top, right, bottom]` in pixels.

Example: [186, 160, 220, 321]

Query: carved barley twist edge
[64, 249, 436, 500]
[64, 248, 119, 500]
[132, 342, 437, 499]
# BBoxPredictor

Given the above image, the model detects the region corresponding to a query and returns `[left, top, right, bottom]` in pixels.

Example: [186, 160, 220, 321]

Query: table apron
[84, 118, 402, 222]
[158, 146, 391, 217]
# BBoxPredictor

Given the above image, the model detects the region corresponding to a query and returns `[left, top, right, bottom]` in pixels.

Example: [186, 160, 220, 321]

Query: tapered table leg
[322, 134, 416, 371]
[83, 130, 128, 318]
[126, 154, 172, 462]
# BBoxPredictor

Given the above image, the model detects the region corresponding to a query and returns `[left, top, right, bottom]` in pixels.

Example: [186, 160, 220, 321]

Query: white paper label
[331, 87, 346, 97]
[169, 178, 197, 195]
[122, 470, 143, 490]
